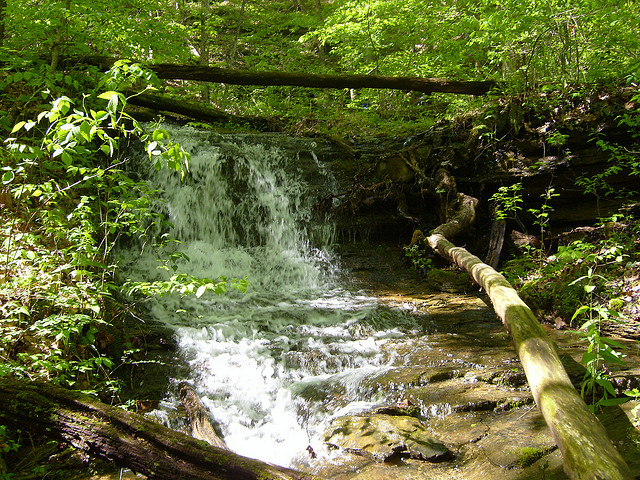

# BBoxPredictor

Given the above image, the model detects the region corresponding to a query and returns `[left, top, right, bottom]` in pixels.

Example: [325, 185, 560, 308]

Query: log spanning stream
[118, 128, 639, 479]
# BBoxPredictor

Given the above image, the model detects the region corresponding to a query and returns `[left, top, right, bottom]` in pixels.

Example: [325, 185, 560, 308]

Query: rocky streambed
[102, 242, 640, 480]
[290, 243, 640, 480]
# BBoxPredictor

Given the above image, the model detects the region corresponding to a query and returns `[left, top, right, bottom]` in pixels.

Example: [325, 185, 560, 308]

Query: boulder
[324, 414, 452, 463]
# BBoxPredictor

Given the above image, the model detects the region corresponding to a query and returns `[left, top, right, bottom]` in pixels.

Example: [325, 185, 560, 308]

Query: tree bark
[180, 383, 228, 450]
[126, 92, 280, 130]
[200, 0, 211, 103]
[0, 379, 320, 480]
[420, 192, 633, 480]
[82, 56, 496, 96]
[0, 0, 6, 47]
[50, 0, 71, 74]
[484, 217, 506, 269]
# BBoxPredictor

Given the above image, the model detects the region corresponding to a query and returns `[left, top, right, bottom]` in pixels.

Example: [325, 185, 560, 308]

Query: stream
[118, 127, 640, 480]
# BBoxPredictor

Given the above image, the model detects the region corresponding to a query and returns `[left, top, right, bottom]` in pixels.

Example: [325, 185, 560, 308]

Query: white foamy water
[119, 127, 424, 466]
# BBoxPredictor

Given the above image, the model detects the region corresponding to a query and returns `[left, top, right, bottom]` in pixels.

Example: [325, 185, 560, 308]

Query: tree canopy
[2, 0, 639, 131]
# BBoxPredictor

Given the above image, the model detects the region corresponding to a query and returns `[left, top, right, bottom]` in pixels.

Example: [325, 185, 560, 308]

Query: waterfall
[118, 127, 424, 467]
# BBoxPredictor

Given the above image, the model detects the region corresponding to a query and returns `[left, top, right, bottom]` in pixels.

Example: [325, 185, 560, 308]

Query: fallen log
[418, 189, 633, 479]
[127, 92, 280, 131]
[180, 383, 228, 450]
[78, 56, 496, 96]
[0, 379, 320, 480]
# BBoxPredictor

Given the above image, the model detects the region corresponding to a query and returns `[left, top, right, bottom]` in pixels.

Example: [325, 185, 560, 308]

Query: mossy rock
[324, 414, 453, 463]
[424, 268, 473, 293]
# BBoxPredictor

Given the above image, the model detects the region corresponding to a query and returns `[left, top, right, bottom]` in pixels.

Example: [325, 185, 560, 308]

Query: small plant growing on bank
[403, 243, 433, 274]
[489, 182, 524, 227]
[569, 263, 627, 411]
[528, 186, 559, 261]
[625, 388, 640, 429]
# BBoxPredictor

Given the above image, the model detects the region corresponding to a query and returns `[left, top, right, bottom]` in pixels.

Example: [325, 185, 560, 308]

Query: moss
[515, 446, 545, 468]
[608, 297, 625, 312]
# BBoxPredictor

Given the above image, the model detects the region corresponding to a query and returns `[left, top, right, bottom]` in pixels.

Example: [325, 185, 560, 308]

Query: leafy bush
[0, 63, 241, 396]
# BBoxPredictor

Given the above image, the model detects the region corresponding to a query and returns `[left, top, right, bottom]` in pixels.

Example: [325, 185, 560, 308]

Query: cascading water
[118, 127, 428, 467]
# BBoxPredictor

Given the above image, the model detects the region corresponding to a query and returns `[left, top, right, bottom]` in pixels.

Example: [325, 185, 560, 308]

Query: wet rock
[473, 407, 558, 469]
[373, 401, 421, 418]
[324, 414, 453, 462]
[404, 377, 533, 419]
[424, 268, 473, 293]
[377, 155, 415, 183]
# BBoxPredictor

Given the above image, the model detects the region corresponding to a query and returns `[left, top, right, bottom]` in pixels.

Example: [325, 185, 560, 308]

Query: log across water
[418, 186, 633, 480]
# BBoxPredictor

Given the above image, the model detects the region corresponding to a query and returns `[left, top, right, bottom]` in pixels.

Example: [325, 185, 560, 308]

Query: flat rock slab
[324, 414, 453, 462]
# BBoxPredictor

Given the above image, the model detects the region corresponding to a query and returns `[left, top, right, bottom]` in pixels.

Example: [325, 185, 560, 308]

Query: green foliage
[569, 264, 627, 411]
[2, 0, 190, 62]
[626, 388, 640, 428]
[505, 231, 636, 412]
[403, 243, 433, 274]
[503, 232, 635, 323]
[489, 183, 523, 222]
[2, 0, 639, 139]
[0, 62, 240, 396]
[125, 273, 248, 299]
[312, 0, 640, 87]
[528, 186, 559, 256]
[576, 89, 640, 216]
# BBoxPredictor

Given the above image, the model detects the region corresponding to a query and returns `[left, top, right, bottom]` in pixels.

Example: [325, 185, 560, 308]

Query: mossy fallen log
[126, 92, 280, 131]
[0, 379, 320, 480]
[419, 189, 633, 480]
[75, 56, 496, 96]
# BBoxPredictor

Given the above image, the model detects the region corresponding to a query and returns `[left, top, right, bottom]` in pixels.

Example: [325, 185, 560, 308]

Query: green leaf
[571, 305, 590, 320]
[595, 377, 617, 395]
[152, 129, 168, 141]
[61, 151, 73, 166]
[79, 120, 92, 142]
[601, 337, 625, 349]
[195, 285, 207, 298]
[2, 171, 14, 184]
[98, 91, 119, 100]
[599, 349, 625, 365]
[11, 121, 26, 133]
[597, 397, 629, 406]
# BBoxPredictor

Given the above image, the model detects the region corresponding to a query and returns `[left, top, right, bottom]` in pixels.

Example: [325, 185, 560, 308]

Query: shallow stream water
[118, 128, 640, 478]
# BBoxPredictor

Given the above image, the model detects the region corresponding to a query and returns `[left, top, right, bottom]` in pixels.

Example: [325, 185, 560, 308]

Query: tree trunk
[200, 0, 211, 103]
[50, 0, 71, 74]
[229, 0, 246, 67]
[0, 379, 320, 480]
[126, 91, 280, 130]
[0, 0, 6, 47]
[484, 216, 506, 269]
[419, 188, 633, 480]
[82, 56, 496, 96]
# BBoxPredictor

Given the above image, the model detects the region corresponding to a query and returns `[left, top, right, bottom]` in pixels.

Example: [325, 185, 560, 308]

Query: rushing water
[119, 127, 429, 466]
